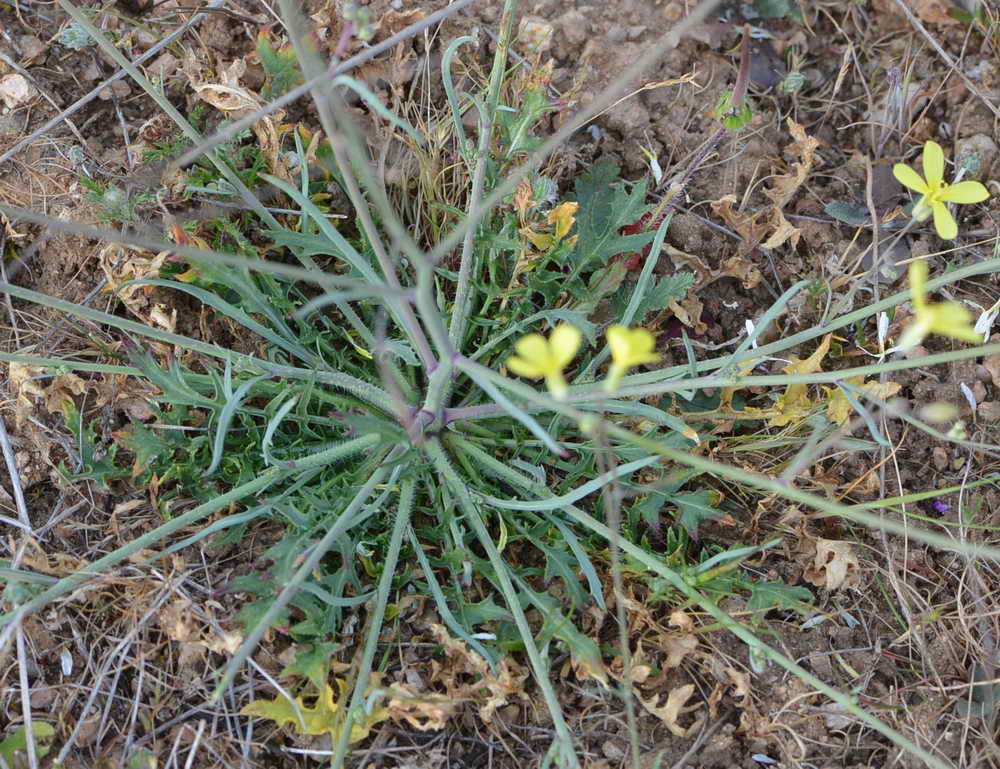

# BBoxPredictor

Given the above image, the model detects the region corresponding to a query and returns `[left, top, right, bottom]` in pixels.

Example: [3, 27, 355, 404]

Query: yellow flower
[506, 324, 582, 399]
[893, 140, 989, 239]
[899, 260, 981, 349]
[604, 325, 661, 391]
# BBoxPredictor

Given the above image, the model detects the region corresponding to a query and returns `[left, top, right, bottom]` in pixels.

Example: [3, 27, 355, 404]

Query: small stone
[81, 60, 101, 81]
[98, 80, 131, 100]
[555, 10, 588, 47]
[19, 35, 47, 64]
[606, 25, 627, 44]
[932, 446, 948, 470]
[602, 740, 626, 761]
[0, 73, 37, 109]
[627, 25, 647, 41]
[147, 52, 179, 81]
[664, 1, 684, 21]
[955, 134, 997, 181]
[30, 687, 57, 708]
[517, 16, 553, 55]
[978, 401, 1000, 421]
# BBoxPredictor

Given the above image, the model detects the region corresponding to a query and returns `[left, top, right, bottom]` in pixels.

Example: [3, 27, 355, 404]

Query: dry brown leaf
[663, 634, 699, 669]
[803, 538, 861, 591]
[8, 361, 46, 426]
[715, 255, 762, 290]
[16, 537, 88, 576]
[725, 667, 750, 702]
[190, 58, 261, 117]
[99, 243, 169, 321]
[914, 0, 962, 24]
[711, 120, 819, 253]
[42, 373, 86, 415]
[661, 609, 700, 668]
[639, 683, 701, 737]
[984, 352, 1000, 389]
[710, 195, 766, 247]
[760, 208, 801, 250]
[428, 624, 528, 723]
[765, 119, 820, 209]
[669, 609, 694, 632]
[159, 599, 198, 643]
[384, 684, 455, 731]
[375, 8, 427, 41]
[202, 629, 243, 656]
[668, 293, 707, 335]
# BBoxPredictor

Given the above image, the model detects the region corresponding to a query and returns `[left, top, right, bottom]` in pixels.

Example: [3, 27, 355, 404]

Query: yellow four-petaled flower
[899, 260, 980, 349]
[604, 325, 660, 391]
[506, 324, 582, 399]
[892, 140, 989, 240]
[506, 323, 663, 398]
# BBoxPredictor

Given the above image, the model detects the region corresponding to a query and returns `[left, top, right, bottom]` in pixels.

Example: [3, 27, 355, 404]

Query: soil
[2, 0, 1000, 767]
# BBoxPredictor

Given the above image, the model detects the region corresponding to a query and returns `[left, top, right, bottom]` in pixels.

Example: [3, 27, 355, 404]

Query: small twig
[891, 0, 1000, 120]
[0, 413, 31, 531]
[16, 627, 38, 769]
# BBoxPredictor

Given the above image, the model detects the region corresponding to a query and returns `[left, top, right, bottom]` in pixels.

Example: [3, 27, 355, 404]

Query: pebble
[0, 73, 37, 109]
[955, 134, 997, 181]
[555, 10, 588, 47]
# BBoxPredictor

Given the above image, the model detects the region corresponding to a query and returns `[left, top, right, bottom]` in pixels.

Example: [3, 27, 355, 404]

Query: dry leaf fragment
[428, 624, 528, 723]
[159, 599, 197, 643]
[384, 684, 455, 730]
[640, 683, 701, 737]
[725, 667, 750, 702]
[914, 0, 962, 25]
[668, 293, 707, 335]
[663, 633, 699, 669]
[765, 119, 820, 210]
[187, 58, 261, 117]
[824, 377, 902, 426]
[804, 538, 861, 591]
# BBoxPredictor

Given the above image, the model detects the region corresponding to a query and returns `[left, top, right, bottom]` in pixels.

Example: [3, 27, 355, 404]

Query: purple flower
[933, 500, 951, 514]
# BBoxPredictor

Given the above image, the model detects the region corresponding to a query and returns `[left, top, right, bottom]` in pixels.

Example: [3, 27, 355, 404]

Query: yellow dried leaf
[547, 201, 579, 239]
[522, 226, 554, 251]
[514, 179, 535, 216]
[242, 680, 385, 743]
[768, 335, 832, 428]
[824, 377, 902, 426]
